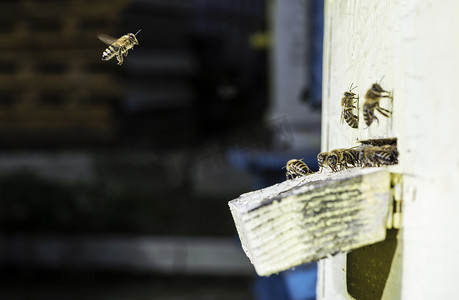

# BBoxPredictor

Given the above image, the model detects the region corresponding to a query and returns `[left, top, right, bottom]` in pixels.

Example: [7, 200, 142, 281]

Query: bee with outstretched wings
[97, 30, 141, 65]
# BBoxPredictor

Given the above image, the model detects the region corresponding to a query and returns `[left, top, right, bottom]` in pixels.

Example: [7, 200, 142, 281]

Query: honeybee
[341, 84, 359, 129]
[327, 148, 360, 172]
[342, 148, 360, 168]
[359, 145, 398, 167]
[97, 30, 141, 65]
[285, 159, 313, 180]
[317, 152, 330, 172]
[357, 137, 397, 147]
[363, 83, 392, 127]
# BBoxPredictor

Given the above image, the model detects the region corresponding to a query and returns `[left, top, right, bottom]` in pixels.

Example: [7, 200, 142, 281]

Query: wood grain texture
[229, 168, 391, 276]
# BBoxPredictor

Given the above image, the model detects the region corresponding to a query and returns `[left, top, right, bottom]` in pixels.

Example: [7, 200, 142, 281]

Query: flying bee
[359, 145, 399, 167]
[341, 83, 359, 128]
[97, 30, 141, 65]
[363, 83, 392, 127]
[285, 159, 313, 180]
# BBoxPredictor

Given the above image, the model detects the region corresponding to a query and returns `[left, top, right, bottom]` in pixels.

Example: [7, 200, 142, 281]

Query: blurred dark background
[0, 0, 322, 299]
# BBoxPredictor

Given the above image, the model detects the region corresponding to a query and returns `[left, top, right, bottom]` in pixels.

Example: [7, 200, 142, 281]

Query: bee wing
[97, 34, 118, 45]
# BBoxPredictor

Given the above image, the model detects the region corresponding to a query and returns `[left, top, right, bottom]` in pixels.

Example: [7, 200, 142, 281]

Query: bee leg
[368, 110, 379, 125]
[116, 54, 123, 65]
[376, 106, 391, 118]
[377, 105, 392, 114]
[120, 45, 128, 55]
[116, 48, 124, 65]
[380, 92, 391, 98]
[363, 106, 374, 127]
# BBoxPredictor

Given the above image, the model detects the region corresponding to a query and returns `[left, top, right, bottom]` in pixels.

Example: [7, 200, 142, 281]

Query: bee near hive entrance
[284, 159, 314, 179]
[340, 83, 359, 129]
[316, 138, 398, 173]
[363, 83, 392, 127]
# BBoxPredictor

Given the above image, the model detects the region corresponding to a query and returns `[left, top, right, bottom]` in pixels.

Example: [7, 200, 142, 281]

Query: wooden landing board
[229, 168, 392, 276]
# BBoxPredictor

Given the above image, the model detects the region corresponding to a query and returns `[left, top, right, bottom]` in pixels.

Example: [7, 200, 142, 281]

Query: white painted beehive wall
[318, 0, 459, 299]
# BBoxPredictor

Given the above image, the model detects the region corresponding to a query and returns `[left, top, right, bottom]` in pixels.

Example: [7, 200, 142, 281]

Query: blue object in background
[254, 263, 317, 300]
[283, 263, 318, 300]
[254, 274, 290, 300]
[309, 0, 324, 108]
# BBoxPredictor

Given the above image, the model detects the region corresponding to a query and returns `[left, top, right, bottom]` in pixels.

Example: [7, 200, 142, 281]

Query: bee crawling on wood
[326, 150, 343, 172]
[341, 83, 359, 129]
[285, 159, 313, 180]
[97, 30, 141, 65]
[359, 145, 399, 167]
[317, 148, 359, 172]
[317, 152, 329, 172]
[342, 148, 360, 168]
[327, 148, 360, 172]
[363, 83, 392, 127]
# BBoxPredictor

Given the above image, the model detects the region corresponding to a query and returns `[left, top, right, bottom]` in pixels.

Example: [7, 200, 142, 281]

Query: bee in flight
[341, 83, 359, 129]
[284, 159, 314, 180]
[363, 83, 392, 127]
[97, 30, 141, 65]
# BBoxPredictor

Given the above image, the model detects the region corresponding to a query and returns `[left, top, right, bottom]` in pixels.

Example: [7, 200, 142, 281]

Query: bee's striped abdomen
[291, 161, 310, 175]
[359, 145, 399, 167]
[341, 92, 359, 129]
[285, 159, 312, 179]
[343, 109, 359, 128]
[102, 45, 117, 61]
[363, 102, 376, 127]
[374, 148, 398, 165]
[343, 149, 359, 167]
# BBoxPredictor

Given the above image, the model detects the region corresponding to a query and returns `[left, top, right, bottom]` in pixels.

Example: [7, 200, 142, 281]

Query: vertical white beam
[319, 0, 459, 299]
[269, 0, 320, 151]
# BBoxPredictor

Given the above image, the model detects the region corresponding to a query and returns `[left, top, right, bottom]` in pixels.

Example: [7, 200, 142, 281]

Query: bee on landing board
[358, 145, 399, 167]
[97, 30, 141, 65]
[285, 159, 313, 180]
[341, 83, 359, 129]
[326, 148, 360, 172]
[363, 83, 392, 127]
[325, 150, 342, 172]
[317, 152, 329, 172]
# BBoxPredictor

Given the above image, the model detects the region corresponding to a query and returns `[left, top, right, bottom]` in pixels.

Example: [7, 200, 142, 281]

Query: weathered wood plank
[229, 168, 391, 276]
